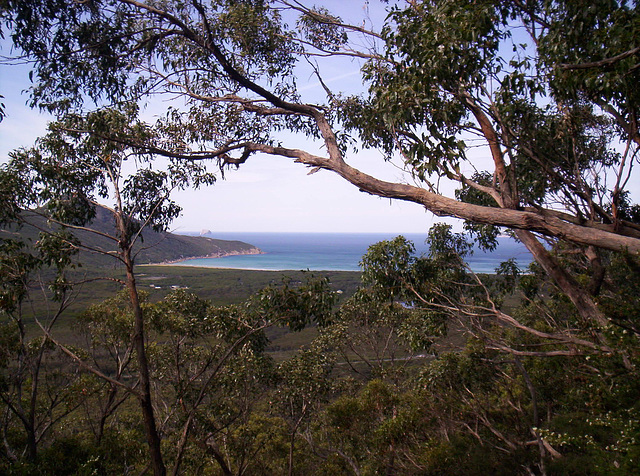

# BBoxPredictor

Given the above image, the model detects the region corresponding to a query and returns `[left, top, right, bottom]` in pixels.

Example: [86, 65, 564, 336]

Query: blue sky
[2, 1, 637, 241]
[0, 1, 455, 234]
[2, 1, 532, 237]
[0, 55, 445, 234]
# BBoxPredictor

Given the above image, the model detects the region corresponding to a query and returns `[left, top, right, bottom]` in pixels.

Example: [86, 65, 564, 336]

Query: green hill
[1, 206, 261, 268]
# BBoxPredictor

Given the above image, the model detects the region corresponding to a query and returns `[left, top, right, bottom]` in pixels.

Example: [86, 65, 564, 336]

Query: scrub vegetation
[1, 1, 639, 474]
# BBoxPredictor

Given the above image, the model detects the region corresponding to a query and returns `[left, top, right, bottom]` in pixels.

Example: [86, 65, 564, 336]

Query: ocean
[171, 232, 533, 274]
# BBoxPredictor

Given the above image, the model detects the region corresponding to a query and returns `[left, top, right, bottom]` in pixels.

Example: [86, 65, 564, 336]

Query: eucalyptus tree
[0, 139, 96, 464]
[346, 0, 640, 327]
[2, 3, 640, 470]
[298, 227, 640, 474]
[1, 98, 335, 472]
[0, 106, 214, 474]
[3, 0, 638, 337]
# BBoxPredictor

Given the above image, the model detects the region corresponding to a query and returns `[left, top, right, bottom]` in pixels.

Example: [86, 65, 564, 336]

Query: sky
[0, 1, 522, 237]
[2, 2, 637, 236]
[0, 1, 459, 235]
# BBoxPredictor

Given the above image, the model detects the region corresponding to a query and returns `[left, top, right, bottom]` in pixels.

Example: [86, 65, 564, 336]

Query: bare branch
[559, 46, 640, 70]
[34, 319, 142, 399]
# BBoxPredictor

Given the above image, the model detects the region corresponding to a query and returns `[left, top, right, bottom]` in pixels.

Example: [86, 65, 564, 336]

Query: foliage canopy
[1, 0, 640, 474]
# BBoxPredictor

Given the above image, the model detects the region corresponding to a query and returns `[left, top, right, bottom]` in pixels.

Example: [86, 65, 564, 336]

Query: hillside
[1, 206, 261, 268]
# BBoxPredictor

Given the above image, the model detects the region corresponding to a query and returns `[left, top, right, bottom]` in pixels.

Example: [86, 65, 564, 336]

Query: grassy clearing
[18, 265, 363, 355]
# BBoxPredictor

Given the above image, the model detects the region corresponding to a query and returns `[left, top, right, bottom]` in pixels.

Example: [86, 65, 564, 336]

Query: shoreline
[140, 261, 506, 275]
[145, 263, 361, 272]
[142, 247, 264, 266]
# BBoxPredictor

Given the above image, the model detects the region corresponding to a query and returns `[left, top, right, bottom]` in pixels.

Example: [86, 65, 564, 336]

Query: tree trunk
[288, 404, 308, 476]
[26, 426, 37, 464]
[514, 230, 608, 327]
[124, 258, 166, 476]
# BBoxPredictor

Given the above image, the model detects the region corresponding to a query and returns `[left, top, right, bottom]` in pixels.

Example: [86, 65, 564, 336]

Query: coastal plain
[23, 264, 363, 357]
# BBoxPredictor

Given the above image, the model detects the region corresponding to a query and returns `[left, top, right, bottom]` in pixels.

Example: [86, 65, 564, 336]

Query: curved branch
[237, 143, 640, 255]
[118, 0, 322, 118]
[559, 46, 640, 70]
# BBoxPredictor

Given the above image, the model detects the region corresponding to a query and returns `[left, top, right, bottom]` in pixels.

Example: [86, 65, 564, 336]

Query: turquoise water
[171, 232, 532, 274]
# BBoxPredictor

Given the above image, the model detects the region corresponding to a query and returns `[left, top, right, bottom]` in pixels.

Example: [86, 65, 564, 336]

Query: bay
[171, 232, 532, 274]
